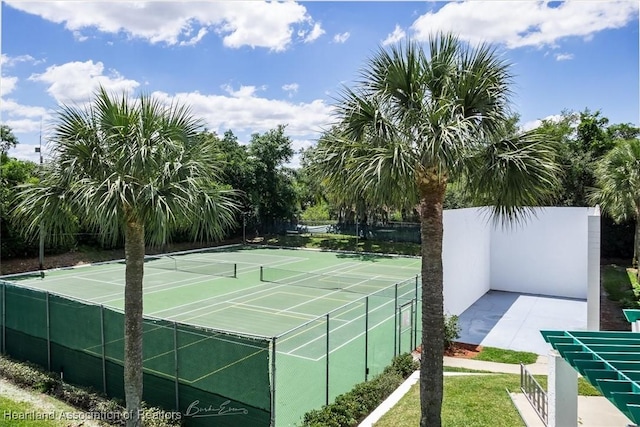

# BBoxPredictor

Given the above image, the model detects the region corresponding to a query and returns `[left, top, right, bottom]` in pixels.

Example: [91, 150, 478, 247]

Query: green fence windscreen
[0, 281, 272, 427]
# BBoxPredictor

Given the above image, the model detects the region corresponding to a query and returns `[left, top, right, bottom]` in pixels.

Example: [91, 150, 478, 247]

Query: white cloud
[303, 22, 325, 43]
[180, 27, 208, 46]
[73, 30, 89, 42]
[29, 60, 140, 104]
[333, 32, 350, 44]
[6, 1, 318, 52]
[1, 54, 42, 67]
[1, 76, 18, 96]
[0, 98, 49, 119]
[555, 52, 574, 61]
[282, 83, 299, 97]
[411, 1, 638, 49]
[521, 114, 565, 131]
[383, 25, 406, 46]
[151, 89, 333, 138]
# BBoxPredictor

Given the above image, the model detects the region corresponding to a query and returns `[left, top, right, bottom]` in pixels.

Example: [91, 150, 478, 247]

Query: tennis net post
[260, 266, 264, 282]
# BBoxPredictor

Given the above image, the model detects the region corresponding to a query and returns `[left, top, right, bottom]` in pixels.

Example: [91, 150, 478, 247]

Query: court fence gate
[0, 274, 421, 427]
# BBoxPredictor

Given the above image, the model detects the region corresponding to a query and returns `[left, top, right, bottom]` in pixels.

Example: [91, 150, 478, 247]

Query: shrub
[0, 355, 181, 427]
[301, 353, 417, 427]
[444, 314, 461, 350]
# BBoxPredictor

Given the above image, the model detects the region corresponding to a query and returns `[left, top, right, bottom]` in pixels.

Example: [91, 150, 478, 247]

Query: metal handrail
[520, 363, 548, 426]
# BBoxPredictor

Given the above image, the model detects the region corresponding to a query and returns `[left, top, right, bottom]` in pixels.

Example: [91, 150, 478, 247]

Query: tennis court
[0, 245, 421, 426]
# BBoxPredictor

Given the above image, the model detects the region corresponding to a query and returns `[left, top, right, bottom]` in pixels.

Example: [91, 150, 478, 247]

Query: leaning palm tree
[591, 138, 640, 281]
[13, 87, 238, 427]
[312, 34, 559, 426]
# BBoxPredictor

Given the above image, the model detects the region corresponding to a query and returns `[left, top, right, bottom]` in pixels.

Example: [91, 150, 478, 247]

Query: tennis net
[145, 255, 237, 278]
[260, 266, 398, 295]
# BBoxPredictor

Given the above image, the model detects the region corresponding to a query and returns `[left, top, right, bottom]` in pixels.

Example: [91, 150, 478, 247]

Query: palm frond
[590, 138, 640, 222]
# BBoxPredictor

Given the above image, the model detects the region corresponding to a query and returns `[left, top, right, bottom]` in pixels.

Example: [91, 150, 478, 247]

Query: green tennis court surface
[1, 245, 421, 426]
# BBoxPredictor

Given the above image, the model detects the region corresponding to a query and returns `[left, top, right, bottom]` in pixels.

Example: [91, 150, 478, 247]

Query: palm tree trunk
[418, 180, 446, 427]
[635, 216, 639, 283]
[124, 219, 145, 427]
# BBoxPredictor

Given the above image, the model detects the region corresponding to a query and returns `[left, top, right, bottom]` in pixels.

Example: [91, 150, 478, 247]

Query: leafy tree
[247, 125, 298, 224]
[12, 88, 238, 427]
[0, 124, 18, 160]
[311, 35, 559, 426]
[591, 138, 640, 277]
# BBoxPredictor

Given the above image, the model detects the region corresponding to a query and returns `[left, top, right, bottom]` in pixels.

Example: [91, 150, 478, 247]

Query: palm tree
[312, 34, 559, 426]
[591, 138, 640, 281]
[13, 87, 238, 427]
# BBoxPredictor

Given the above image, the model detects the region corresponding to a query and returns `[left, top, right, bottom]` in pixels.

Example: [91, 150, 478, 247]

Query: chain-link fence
[0, 280, 271, 427]
[257, 220, 422, 243]
[0, 272, 421, 427]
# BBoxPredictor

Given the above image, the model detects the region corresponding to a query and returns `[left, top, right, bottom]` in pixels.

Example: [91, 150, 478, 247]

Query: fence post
[414, 275, 419, 350]
[100, 305, 106, 394]
[1, 283, 4, 354]
[45, 292, 51, 371]
[364, 297, 369, 382]
[393, 283, 398, 357]
[270, 337, 277, 427]
[173, 322, 179, 411]
[325, 313, 330, 406]
[409, 299, 414, 353]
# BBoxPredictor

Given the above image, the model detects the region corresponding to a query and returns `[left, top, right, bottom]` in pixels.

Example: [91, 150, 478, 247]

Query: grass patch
[374, 373, 601, 427]
[263, 233, 421, 256]
[0, 396, 59, 427]
[473, 347, 538, 365]
[374, 374, 524, 427]
[602, 264, 640, 308]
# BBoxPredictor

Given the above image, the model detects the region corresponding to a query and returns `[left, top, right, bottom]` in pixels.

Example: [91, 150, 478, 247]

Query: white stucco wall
[443, 208, 491, 315]
[489, 207, 590, 299]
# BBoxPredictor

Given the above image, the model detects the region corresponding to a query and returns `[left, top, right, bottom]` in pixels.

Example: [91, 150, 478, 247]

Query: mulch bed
[415, 342, 482, 359]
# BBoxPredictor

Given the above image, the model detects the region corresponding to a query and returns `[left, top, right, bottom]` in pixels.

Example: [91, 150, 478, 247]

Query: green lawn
[375, 374, 525, 427]
[0, 396, 60, 427]
[263, 233, 421, 256]
[374, 373, 600, 427]
[602, 264, 640, 307]
[473, 347, 538, 365]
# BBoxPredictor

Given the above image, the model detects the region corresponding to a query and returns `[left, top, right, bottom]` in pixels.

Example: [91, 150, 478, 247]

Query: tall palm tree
[591, 138, 640, 280]
[312, 34, 559, 426]
[13, 87, 238, 427]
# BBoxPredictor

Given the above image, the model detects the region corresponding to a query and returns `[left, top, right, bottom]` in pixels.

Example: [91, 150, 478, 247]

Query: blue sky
[1, 1, 639, 166]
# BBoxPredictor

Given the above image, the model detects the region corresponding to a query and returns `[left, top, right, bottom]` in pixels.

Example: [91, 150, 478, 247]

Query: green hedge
[0, 355, 181, 426]
[300, 353, 419, 427]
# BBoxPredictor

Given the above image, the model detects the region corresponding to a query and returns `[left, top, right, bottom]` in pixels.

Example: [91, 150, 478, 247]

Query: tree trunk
[418, 179, 446, 427]
[635, 216, 639, 283]
[124, 219, 145, 427]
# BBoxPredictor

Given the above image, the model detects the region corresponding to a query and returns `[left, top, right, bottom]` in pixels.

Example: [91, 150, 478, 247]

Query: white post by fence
[587, 206, 601, 330]
[547, 350, 578, 427]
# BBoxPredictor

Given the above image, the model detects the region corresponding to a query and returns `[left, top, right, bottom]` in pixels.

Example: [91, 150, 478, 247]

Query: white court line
[282, 298, 397, 361]
[145, 257, 331, 317]
[275, 275, 377, 315]
[93, 256, 304, 305]
[173, 262, 360, 322]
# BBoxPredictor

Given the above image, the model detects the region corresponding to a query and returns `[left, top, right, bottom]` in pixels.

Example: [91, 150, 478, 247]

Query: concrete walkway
[358, 355, 632, 427]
